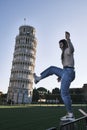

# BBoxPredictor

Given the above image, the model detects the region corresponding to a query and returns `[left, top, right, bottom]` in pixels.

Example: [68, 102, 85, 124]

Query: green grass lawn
[0, 104, 86, 130]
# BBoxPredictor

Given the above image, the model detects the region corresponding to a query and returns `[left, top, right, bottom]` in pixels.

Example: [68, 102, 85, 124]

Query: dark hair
[59, 39, 68, 60]
[59, 39, 68, 49]
[65, 31, 70, 36]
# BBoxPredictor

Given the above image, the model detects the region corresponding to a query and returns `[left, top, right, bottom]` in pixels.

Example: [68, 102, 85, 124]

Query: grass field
[0, 104, 86, 130]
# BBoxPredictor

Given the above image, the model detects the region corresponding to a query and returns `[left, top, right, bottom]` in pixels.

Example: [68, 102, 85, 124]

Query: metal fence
[60, 116, 87, 130]
[46, 116, 87, 130]
[46, 109, 87, 130]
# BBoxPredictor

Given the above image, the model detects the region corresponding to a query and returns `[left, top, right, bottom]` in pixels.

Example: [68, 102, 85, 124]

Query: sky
[0, 0, 87, 93]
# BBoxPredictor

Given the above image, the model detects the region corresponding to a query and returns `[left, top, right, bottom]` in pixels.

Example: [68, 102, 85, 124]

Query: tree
[32, 88, 39, 102]
[0, 93, 7, 104]
[37, 87, 47, 94]
[52, 87, 60, 94]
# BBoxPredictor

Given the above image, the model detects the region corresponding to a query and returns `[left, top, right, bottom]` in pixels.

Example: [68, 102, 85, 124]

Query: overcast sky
[0, 0, 87, 93]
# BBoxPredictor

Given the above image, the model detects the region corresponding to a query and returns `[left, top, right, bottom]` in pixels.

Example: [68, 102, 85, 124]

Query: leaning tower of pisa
[7, 25, 37, 104]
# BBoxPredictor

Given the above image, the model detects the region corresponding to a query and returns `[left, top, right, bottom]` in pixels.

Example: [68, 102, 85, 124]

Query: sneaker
[34, 73, 41, 84]
[60, 113, 75, 121]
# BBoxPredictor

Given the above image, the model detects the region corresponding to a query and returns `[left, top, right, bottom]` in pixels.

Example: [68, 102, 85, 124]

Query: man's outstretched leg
[34, 66, 63, 84]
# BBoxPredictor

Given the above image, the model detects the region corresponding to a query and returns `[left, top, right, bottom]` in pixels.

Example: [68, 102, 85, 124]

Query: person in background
[34, 31, 75, 121]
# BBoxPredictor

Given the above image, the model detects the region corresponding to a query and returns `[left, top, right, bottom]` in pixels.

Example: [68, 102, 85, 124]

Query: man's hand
[65, 31, 70, 40]
[57, 77, 61, 82]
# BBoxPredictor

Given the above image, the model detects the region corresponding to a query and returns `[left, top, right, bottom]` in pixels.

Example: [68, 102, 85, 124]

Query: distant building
[7, 25, 37, 104]
[0, 91, 3, 96]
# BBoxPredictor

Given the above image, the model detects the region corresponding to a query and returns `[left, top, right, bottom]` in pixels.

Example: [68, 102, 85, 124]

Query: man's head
[59, 39, 68, 50]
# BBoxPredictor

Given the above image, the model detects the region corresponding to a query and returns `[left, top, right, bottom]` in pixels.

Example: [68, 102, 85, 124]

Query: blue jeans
[40, 66, 75, 113]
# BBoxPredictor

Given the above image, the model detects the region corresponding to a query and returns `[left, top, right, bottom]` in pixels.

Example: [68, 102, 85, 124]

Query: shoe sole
[60, 118, 75, 121]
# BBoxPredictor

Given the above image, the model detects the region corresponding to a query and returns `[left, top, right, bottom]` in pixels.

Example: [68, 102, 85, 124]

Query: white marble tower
[7, 25, 37, 104]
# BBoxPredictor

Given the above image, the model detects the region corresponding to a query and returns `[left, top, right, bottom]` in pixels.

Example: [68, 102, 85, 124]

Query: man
[34, 32, 75, 121]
